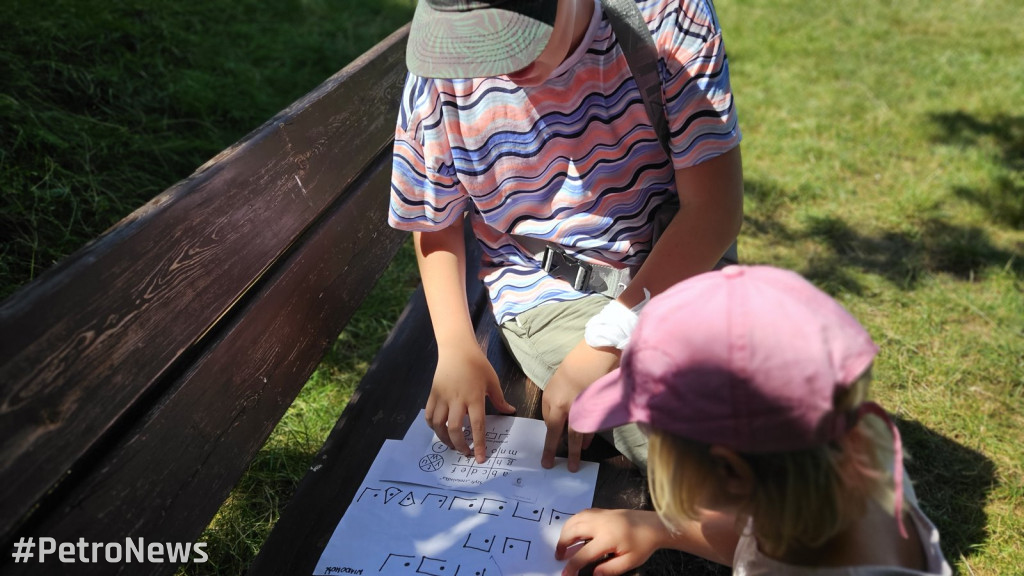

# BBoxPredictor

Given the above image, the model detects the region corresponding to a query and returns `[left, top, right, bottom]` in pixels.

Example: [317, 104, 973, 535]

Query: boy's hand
[426, 344, 515, 463]
[541, 341, 619, 471]
[555, 509, 668, 576]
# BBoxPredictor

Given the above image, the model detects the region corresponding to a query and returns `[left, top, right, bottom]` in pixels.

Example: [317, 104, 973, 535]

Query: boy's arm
[618, 145, 744, 308]
[542, 145, 744, 470]
[414, 217, 515, 463]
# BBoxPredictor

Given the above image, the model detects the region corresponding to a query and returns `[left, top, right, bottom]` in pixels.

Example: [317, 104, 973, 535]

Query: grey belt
[513, 234, 740, 298]
[512, 235, 635, 298]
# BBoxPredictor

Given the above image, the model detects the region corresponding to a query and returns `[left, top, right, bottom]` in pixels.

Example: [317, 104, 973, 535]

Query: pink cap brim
[569, 366, 637, 433]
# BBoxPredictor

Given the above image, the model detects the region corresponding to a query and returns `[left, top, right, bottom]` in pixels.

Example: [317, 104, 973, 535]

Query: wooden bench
[0, 25, 725, 576]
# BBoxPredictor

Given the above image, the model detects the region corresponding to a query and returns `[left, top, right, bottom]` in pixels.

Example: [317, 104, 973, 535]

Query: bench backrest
[0, 24, 412, 576]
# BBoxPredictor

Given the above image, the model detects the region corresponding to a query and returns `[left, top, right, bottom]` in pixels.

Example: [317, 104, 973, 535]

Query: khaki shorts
[499, 294, 649, 470]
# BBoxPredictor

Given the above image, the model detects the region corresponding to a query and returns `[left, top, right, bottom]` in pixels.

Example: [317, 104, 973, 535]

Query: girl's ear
[709, 445, 755, 497]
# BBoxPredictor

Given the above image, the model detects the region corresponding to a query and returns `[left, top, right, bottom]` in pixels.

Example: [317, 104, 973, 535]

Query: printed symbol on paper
[485, 431, 510, 443]
[417, 556, 455, 576]
[357, 487, 382, 503]
[419, 453, 444, 472]
[432, 441, 448, 453]
[478, 498, 507, 517]
[379, 553, 416, 572]
[463, 532, 495, 553]
[548, 509, 573, 525]
[502, 537, 531, 561]
[512, 502, 543, 522]
[449, 496, 478, 512]
[421, 493, 449, 508]
[463, 557, 499, 576]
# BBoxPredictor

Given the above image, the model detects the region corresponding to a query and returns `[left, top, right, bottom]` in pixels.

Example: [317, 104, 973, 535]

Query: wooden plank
[247, 288, 457, 574]
[0, 25, 412, 544]
[248, 236, 492, 575]
[0, 149, 406, 576]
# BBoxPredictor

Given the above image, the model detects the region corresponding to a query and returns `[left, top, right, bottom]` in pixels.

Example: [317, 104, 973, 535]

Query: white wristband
[584, 289, 651, 350]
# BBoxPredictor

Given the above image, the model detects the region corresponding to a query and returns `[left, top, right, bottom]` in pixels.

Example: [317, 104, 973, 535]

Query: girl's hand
[555, 508, 670, 576]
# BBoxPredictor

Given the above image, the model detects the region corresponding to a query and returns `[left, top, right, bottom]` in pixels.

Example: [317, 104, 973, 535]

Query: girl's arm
[555, 508, 739, 576]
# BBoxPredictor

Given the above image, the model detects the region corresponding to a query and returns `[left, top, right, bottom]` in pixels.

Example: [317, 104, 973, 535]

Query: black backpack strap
[603, 0, 739, 266]
[603, 0, 671, 157]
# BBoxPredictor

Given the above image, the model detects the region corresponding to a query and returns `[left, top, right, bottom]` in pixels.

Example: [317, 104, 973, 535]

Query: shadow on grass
[929, 111, 1024, 230]
[801, 215, 1019, 294]
[742, 180, 1023, 295]
[899, 417, 997, 573]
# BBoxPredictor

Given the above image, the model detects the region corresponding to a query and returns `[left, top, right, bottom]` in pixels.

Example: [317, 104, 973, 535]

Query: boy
[388, 0, 743, 470]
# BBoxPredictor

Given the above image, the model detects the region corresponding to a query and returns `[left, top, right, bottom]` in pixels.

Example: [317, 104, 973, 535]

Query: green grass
[0, 0, 416, 300]
[725, 0, 1024, 573]
[2, 0, 1022, 574]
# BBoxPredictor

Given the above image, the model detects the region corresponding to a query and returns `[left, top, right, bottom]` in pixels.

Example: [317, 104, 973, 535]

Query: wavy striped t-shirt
[389, 0, 741, 324]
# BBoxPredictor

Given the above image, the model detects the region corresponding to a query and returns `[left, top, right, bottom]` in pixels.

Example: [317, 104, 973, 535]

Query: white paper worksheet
[311, 412, 599, 576]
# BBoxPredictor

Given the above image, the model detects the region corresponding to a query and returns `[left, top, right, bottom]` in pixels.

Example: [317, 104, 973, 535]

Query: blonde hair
[646, 370, 895, 558]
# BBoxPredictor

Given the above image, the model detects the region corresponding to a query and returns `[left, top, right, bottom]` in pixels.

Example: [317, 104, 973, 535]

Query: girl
[556, 265, 951, 575]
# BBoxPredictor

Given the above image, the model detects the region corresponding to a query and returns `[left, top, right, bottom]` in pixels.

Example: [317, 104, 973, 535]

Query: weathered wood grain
[0, 23, 411, 553]
[1, 150, 404, 576]
[248, 226, 491, 576]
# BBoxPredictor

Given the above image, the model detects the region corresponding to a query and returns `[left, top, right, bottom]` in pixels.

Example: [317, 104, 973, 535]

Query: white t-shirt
[732, 491, 952, 575]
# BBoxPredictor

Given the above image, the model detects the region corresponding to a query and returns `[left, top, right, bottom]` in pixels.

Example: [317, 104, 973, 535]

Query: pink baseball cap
[570, 265, 879, 452]
[571, 265, 908, 536]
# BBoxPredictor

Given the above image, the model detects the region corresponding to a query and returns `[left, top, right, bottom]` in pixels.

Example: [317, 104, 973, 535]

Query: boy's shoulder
[638, 0, 719, 24]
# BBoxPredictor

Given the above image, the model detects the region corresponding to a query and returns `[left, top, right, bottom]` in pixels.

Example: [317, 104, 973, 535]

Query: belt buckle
[542, 246, 592, 291]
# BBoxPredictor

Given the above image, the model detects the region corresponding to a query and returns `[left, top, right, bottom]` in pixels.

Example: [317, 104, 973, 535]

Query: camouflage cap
[407, 0, 558, 79]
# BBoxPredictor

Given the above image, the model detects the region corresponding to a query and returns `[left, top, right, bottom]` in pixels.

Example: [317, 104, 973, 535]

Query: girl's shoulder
[733, 502, 952, 576]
